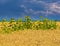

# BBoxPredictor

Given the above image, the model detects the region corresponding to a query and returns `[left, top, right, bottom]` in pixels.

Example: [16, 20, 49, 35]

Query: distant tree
[24, 16, 32, 29]
[1, 18, 7, 26]
[2, 18, 7, 22]
[16, 18, 22, 24]
[10, 18, 15, 23]
[25, 16, 31, 22]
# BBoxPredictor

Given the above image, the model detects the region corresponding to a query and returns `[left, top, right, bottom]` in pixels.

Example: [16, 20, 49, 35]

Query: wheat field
[0, 22, 60, 46]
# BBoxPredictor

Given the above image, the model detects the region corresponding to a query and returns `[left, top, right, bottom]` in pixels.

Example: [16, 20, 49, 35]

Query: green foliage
[1, 25, 12, 33]
[2, 18, 7, 22]
[0, 15, 58, 33]
[16, 18, 24, 30]
[24, 16, 32, 29]
[16, 18, 22, 23]
[10, 18, 15, 23]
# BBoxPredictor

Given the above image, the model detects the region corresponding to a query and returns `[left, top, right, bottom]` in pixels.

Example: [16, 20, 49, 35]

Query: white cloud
[20, 1, 60, 16]
[20, 5, 26, 8]
[20, 5, 29, 13]
[48, 2, 60, 14]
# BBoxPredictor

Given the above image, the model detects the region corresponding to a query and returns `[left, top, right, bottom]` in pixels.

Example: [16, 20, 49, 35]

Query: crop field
[0, 16, 60, 46]
[0, 29, 60, 46]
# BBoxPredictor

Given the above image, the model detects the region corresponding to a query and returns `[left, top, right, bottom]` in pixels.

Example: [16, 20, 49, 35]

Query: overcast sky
[0, 0, 60, 20]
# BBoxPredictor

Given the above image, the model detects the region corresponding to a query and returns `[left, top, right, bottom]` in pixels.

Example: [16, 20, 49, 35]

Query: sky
[0, 0, 60, 20]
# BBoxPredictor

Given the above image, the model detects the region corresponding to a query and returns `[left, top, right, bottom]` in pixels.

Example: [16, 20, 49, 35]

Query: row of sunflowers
[0, 16, 57, 33]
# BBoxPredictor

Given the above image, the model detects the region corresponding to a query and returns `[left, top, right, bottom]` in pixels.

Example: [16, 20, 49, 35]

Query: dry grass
[0, 22, 60, 46]
[56, 22, 60, 26]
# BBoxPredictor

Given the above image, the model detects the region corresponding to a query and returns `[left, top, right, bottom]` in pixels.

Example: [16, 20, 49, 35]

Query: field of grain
[0, 22, 60, 46]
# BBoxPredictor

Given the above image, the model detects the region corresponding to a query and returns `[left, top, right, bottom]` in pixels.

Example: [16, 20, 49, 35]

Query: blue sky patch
[0, 0, 60, 20]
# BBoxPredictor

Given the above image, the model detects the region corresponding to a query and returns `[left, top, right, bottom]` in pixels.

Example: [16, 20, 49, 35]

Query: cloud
[20, 5, 29, 13]
[20, 5, 26, 8]
[48, 2, 60, 14]
[31, 1, 60, 14]
[20, 0, 60, 16]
